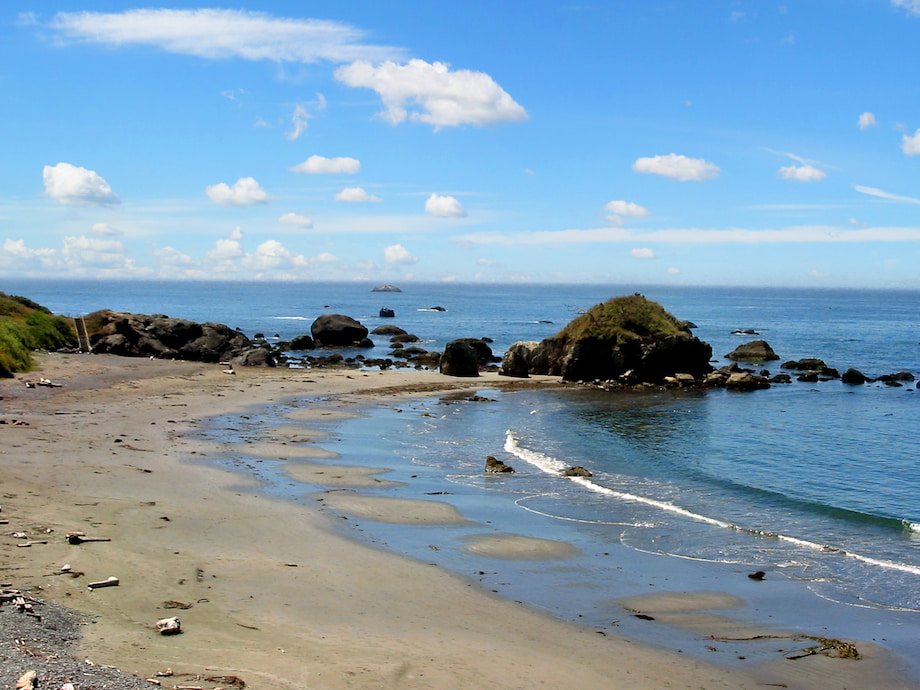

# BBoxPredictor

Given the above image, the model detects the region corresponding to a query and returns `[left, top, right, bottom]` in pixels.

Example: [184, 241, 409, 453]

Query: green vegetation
[555, 294, 685, 342]
[0, 292, 76, 377]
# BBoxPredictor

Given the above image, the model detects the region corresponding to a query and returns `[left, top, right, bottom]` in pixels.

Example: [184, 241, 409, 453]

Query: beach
[1, 353, 915, 689]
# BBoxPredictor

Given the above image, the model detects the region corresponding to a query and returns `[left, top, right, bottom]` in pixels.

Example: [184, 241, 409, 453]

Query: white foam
[272, 316, 310, 320]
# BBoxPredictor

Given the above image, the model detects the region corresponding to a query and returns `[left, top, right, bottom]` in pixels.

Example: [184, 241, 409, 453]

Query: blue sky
[2, 1, 920, 287]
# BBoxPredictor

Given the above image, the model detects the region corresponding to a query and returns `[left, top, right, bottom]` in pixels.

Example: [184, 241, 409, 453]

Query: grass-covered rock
[0, 292, 76, 377]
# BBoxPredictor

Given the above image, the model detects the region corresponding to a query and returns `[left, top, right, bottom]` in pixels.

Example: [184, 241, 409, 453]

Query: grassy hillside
[555, 294, 685, 342]
[0, 292, 76, 377]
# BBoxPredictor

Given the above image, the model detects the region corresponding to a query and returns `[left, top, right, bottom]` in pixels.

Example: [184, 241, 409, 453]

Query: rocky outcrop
[485, 455, 515, 473]
[310, 314, 370, 347]
[725, 371, 771, 391]
[440, 339, 480, 377]
[379, 307, 395, 318]
[83, 310, 255, 363]
[562, 466, 592, 477]
[841, 368, 868, 384]
[504, 295, 712, 383]
[289, 334, 315, 350]
[372, 284, 401, 292]
[782, 358, 827, 371]
[372, 325, 407, 336]
[499, 341, 541, 378]
[726, 340, 779, 362]
[231, 345, 278, 367]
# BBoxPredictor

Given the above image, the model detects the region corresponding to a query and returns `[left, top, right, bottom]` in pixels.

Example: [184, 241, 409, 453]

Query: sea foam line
[504, 430, 920, 577]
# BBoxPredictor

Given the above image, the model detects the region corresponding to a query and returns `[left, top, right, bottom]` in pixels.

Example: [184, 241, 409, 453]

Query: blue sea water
[7, 278, 920, 672]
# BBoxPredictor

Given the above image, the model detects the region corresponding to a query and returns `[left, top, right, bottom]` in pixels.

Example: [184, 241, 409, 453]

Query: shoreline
[1, 353, 914, 689]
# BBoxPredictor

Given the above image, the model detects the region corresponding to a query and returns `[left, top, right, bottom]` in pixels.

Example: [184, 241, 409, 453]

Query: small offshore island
[1, 289, 918, 689]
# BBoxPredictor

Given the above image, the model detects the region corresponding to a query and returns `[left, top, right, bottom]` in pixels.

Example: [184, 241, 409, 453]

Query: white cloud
[244, 239, 308, 271]
[334, 58, 527, 128]
[384, 243, 416, 264]
[51, 9, 401, 64]
[208, 228, 245, 262]
[290, 154, 360, 174]
[456, 224, 920, 246]
[604, 199, 649, 224]
[91, 222, 123, 236]
[155, 246, 193, 266]
[667, 266, 680, 274]
[853, 184, 920, 205]
[425, 193, 466, 218]
[278, 212, 313, 228]
[0, 239, 58, 272]
[632, 153, 720, 181]
[477, 257, 497, 266]
[631, 247, 656, 259]
[314, 252, 338, 263]
[335, 186, 382, 203]
[778, 164, 826, 182]
[858, 112, 877, 130]
[205, 177, 268, 206]
[286, 93, 326, 141]
[43, 162, 119, 205]
[893, 0, 920, 16]
[61, 235, 131, 269]
[901, 129, 920, 155]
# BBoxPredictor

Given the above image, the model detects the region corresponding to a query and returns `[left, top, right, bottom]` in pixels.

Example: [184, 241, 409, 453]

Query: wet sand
[1, 353, 914, 689]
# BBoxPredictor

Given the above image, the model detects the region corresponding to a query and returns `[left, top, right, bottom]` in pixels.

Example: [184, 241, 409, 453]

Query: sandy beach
[1, 353, 914, 689]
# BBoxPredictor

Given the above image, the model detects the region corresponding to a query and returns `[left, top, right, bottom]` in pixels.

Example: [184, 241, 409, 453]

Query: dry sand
[1, 353, 914, 689]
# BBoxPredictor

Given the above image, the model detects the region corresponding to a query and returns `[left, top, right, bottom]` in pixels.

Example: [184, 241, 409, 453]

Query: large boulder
[289, 334, 315, 350]
[310, 314, 369, 347]
[440, 339, 480, 377]
[726, 340, 779, 362]
[509, 295, 712, 383]
[84, 311, 252, 363]
[500, 341, 541, 378]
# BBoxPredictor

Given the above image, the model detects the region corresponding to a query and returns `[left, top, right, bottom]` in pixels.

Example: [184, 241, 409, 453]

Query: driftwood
[15, 671, 37, 690]
[16, 540, 49, 548]
[67, 532, 111, 545]
[87, 576, 119, 590]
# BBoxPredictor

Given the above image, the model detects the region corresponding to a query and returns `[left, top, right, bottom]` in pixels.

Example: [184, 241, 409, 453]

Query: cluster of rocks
[483, 455, 592, 478]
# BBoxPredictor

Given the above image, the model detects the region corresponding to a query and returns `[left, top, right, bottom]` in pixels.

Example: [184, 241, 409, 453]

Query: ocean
[7, 278, 920, 674]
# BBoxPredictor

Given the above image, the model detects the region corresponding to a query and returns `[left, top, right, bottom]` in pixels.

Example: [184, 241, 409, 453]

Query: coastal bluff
[500, 294, 712, 384]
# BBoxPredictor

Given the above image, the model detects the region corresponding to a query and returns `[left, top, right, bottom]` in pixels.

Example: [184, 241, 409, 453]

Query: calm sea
[8, 279, 920, 672]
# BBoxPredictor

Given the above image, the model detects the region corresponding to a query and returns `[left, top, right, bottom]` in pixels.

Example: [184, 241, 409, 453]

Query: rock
[428, 306, 447, 312]
[15, 671, 37, 690]
[747, 570, 766, 581]
[230, 345, 278, 367]
[500, 341, 541, 378]
[841, 368, 868, 384]
[83, 310, 252, 363]
[379, 307, 395, 318]
[769, 373, 792, 384]
[156, 616, 182, 635]
[372, 284, 402, 292]
[289, 334, 315, 350]
[878, 370, 916, 382]
[562, 466, 592, 477]
[357, 337, 375, 348]
[391, 332, 420, 344]
[725, 372, 770, 391]
[310, 314, 369, 347]
[372, 325, 407, 336]
[732, 328, 760, 336]
[440, 340, 480, 377]
[797, 372, 819, 382]
[781, 358, 827, 371]
[726, 340, 779, 362]
[485, 455, 515, 473]
[513, 296, 712, 383]
[253, 332, 265, 339]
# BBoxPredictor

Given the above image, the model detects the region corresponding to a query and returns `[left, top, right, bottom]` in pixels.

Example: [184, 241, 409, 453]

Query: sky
[2, 1, 920, 287]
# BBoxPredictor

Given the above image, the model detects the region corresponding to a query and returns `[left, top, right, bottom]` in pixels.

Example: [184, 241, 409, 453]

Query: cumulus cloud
[632, 153, 720, 181]
[61, 235, 132, 270]
[50, 9, 401, 63]
[604, 200, 649, 225]
[290, 154, 360, 174]
[383, 243, 416, 264]
[778, 164, 826, 182]
[858, 112, 877, 130]
[207, 227, 245, 263]
[424, 193, 466, 218]
[853, 184, 920, 205]
[155, 246, 193, 267]
[335, 186, 382, 203]
[334, 58, 527, 128]
[0, 239, 58, 272]
[205, 177, 268, 206]
[91, 222, 123, 236]
[243, 239, 308, 271]
[278, 212, 313, 228]
[901, 129, 920, 155]
[43, 162, 119, 205]
[667, 266, 680, 274]
[892, 0, 920, 16]
[631, 247, 656, 259]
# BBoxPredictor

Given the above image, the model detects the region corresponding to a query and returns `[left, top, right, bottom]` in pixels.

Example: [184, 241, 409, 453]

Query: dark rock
[429, 306, 447, 312]
[357, 337, 375, 348]
[819, 367, 840, 379]
[878, 370, 916, 382]
[310, 314, 369, 347]
[379, 307, 395, 318]
[372, 284, 402, 292]
[732, 328, 759, 336]
[372, 325, 407, 336]
[781, 358, 827, 371]
[562, 466, 592, 477]
[253, 332, 265, 340]
[748, 570, 766, 581]
[391, 333, 420, 344]
[231, 346, 278, 367]
[289, 334, 315, 350]
[485, 455, 514, 474]
[884, 380, 903, 387]
[500, 341, 541, 378]
[402, 346, 428, 356]
[726, 340, 779, 362]
[440, 340, 480, 377]
[769, 373, 792, 384]
[841, 368, 868, 384]
[797, 372, 819, 382]
[679, 320, 698, 330]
